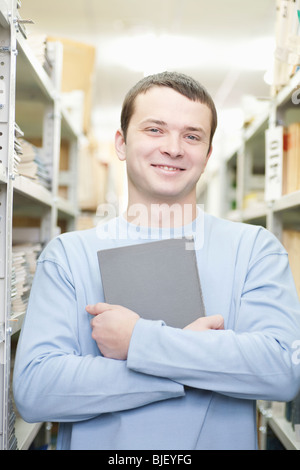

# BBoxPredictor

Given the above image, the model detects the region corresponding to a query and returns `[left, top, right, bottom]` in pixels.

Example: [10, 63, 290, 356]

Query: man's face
[115, 86, 213, 207]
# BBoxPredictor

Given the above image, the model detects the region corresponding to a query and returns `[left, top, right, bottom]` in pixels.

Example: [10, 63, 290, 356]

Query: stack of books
[14, 138, 52, 190]
[265, 123, 300, 202]
[27, 33, 54, 78]
[273, 0, 300, 92]
[11, 243, 41, 317]
[14, 122, 24, 174]
[282, 123, 300, 195]
[8, 395, 18, 450]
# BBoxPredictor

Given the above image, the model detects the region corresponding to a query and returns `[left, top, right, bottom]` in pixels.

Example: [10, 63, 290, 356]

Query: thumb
[208, 314, 224, 330]
[86, 302, 113, 315]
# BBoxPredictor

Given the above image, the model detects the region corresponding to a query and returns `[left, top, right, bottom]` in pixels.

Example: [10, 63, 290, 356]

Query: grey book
[97, 237, 205, 329]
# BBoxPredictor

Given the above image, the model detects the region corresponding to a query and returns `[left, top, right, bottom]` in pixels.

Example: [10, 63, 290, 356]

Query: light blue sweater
[13, 211, 300, 450]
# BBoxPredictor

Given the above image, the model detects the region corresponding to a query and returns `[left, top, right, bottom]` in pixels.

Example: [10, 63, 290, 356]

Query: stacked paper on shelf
[13, 122, 24, 174]
[15, 138, 52, 190]
[11, 252, 31, 316]
[8, 395, 18, 450]
[273, 0, 300, 90]
[16, 138, 38, 179]
[27, 33, 54, 77]
[11, 243, 41, 317]
[35, 150, 52, 190]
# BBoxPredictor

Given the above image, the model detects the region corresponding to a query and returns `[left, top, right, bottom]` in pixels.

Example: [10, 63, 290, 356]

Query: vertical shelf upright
[0, 0, 80, 449]
[40, 41, 63, 244]
[0, 0, 16, 450]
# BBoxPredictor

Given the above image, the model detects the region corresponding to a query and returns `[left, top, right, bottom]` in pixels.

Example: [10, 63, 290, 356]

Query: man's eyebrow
[140, 119, 167, 127]
[184, 126, 206, 135]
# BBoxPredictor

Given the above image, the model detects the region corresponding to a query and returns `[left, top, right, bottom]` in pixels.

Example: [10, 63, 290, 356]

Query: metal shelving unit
[258, 401, 300, 451]
[0, 0, 80, 450]
[197, 66, 300, 450]
[0, 0, 18, 451]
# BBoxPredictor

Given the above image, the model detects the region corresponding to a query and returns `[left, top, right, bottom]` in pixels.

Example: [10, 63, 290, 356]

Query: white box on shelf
[265, 126, 284, 202]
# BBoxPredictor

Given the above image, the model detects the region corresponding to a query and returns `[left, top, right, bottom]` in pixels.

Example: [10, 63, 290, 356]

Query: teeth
[157, 165, 179, 171]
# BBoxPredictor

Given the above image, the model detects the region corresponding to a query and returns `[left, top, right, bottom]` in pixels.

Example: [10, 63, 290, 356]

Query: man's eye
[186, 135, 199, 141]
[144, 128, 163, 136]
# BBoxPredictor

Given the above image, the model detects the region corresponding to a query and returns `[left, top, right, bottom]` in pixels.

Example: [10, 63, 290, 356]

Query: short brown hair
[120, 71, 218, 150]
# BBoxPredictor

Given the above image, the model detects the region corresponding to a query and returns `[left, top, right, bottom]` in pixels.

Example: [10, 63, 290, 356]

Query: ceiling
[18, 0, 277, 141]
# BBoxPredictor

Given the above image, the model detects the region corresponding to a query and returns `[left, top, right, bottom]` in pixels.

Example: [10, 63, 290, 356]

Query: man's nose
[160, 134, 184, 158]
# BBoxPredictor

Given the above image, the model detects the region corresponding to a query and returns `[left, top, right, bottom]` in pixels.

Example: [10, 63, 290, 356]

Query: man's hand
[184, 314, 224, 332]
[87, 301, 223, 359]
[86, 303, 140, 360]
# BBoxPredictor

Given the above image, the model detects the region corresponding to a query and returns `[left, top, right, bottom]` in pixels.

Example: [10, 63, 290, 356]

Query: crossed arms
[86, 302, 224, 360]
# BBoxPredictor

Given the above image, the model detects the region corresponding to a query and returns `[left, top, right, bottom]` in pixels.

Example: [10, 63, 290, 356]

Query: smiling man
[115, 86, 213, 221]
[13, 72, 300, 451]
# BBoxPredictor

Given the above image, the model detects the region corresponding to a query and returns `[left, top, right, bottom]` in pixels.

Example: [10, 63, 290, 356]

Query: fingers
[184, 314, 224, 332]
[88, 304, 140, 359]
[207, 314, 224, 330]
[86, 302, 113, 316]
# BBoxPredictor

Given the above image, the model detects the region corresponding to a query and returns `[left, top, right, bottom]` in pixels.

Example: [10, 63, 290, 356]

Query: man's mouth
[151, 164, 184, 172]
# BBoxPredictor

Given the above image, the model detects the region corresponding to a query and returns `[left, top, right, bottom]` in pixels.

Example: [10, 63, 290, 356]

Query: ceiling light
[98, 33, 276, 76]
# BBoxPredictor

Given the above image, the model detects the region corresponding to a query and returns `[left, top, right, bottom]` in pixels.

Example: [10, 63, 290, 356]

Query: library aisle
[1, 0, 300, 451]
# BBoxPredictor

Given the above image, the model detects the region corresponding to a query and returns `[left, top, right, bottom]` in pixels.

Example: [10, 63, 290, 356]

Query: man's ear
[203, 146, 213, 171]
[115, 129, 126, 161]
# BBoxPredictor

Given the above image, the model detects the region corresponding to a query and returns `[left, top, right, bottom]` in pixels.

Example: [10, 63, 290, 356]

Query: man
[14, 72, 300, 450]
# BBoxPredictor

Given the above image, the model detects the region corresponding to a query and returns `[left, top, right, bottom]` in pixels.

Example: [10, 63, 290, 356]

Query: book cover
[97, 237, 205, 329]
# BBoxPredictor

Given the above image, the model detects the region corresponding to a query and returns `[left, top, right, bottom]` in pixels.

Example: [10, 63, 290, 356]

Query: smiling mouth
[151, 164, 185, 172]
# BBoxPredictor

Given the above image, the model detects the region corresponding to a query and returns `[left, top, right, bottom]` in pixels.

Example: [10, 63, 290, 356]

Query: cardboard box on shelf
[47, 37, 96, 135]
[282, 229, 300, 300]
[78, 136, 109, 211]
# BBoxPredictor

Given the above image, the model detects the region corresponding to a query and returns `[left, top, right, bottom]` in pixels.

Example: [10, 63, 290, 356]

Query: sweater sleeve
[127, 248, 300, 402]
[13, 255, 184, 424]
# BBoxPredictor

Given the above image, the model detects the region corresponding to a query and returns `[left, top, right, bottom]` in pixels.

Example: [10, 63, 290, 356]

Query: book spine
[282, 122, 300, 194]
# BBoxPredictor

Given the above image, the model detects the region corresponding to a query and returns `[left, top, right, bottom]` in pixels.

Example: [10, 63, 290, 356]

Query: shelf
[225, 209, 243, 222]
[244, 106, 270, 142]
[275, 68, 300, 110]
[57, 196, 78, 218]
[273, 191, 300, 213]
[269, 416, 300, 450]
[227, 205, 267, 224]
[14, 418, 42, 450]
[13, 174, 52, 206]
[9, 310, 25, 335]
[16, 33, 56, 103]
[227, 192, 300, 225]
[241, 203, 268, 223]
[61, 108, 81, 140]
[268, 402, 300, 451]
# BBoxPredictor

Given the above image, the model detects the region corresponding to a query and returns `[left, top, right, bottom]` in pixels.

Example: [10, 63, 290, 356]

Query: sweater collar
[117, 206, 204, 244]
